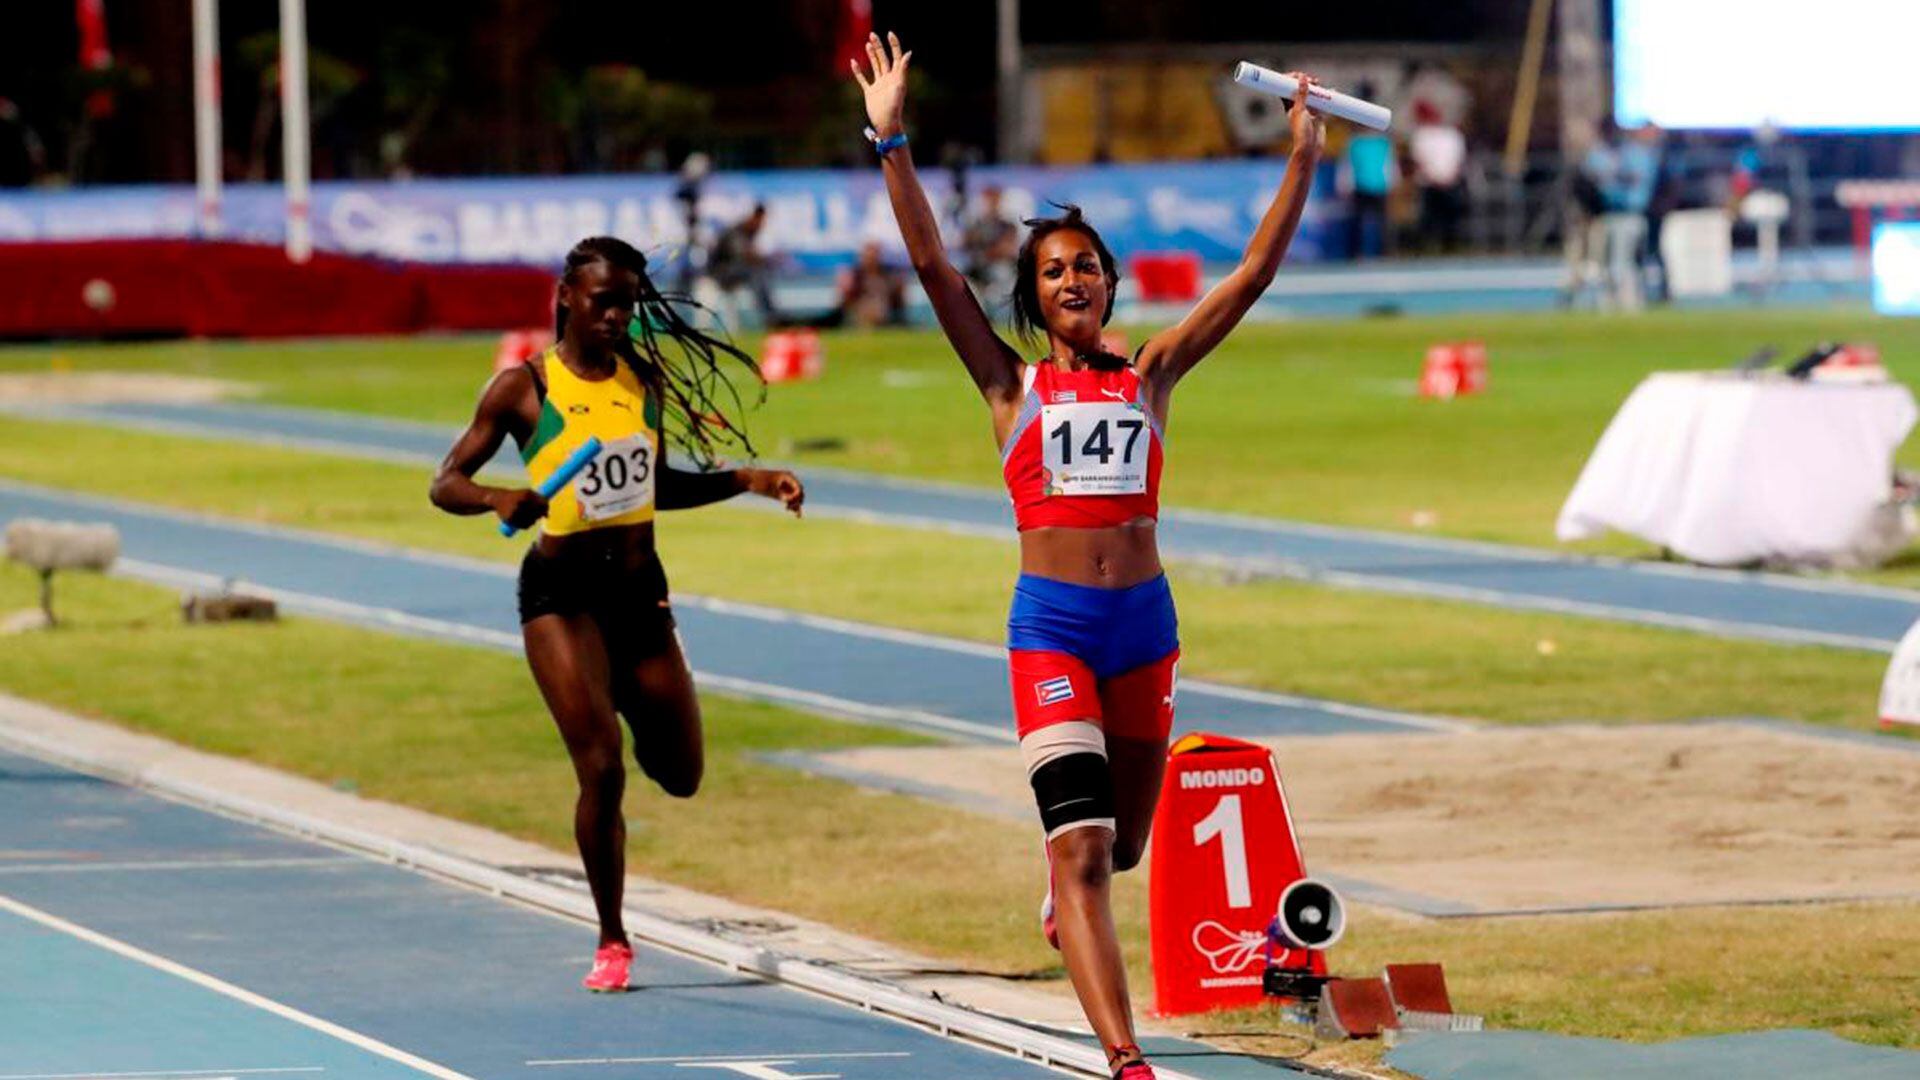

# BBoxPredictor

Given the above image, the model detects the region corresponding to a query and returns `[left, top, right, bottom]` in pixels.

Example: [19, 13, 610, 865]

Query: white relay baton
[1232, 62, 1392, 132]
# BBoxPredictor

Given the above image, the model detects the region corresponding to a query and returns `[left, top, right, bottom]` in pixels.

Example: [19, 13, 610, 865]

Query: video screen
[1614, 0, 1920, 130]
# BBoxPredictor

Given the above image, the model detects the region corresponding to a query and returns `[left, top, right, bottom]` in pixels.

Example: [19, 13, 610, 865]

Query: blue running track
[17, 399, 1920, 652]
[0, 480, 1452, 740]
[0, 744, 1072, 1078]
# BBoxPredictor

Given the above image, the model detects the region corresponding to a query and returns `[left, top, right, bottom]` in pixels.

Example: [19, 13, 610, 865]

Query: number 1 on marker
[1193, 794, 1253, 909]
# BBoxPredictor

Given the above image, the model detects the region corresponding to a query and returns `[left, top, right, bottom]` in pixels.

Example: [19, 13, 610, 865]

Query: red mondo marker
[1148, 732, 1328, 1016]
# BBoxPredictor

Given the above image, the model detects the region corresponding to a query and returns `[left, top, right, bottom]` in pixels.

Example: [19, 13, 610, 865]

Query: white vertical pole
[278, 0, 312, 263]
[996, 0, 1021, 163]
[191, 0, 222, 236]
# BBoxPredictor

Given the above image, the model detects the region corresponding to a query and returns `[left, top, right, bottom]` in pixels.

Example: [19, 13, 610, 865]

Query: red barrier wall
[0, 241, 553, 339]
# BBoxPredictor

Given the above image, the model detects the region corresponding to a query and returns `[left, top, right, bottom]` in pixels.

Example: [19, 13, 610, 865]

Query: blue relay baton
[499, 436, 603, 537]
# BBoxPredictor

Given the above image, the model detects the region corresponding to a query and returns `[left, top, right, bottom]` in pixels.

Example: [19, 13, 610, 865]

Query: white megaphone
[1270, 877, 1346, 950]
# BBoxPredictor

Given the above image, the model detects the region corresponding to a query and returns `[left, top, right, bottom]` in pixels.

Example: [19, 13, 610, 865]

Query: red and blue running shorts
[1006, 572, 1179, 742]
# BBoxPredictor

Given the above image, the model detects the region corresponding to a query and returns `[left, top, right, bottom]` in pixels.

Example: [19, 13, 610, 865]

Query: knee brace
[1029, 750, 1116, 840]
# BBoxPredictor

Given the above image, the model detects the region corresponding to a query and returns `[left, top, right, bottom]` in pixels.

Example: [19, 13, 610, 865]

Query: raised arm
[429, 367, 547, 531]
[1136, 74, 1326, 392]
[853, 32, 1024, 410]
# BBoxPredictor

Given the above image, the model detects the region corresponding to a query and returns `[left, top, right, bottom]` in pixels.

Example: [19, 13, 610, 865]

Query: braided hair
[553, 236, 764, 468]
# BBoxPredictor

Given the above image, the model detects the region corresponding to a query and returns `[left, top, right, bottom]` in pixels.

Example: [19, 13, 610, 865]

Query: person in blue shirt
[1579, 122, 1657, 309]
[1340, 82, 1396, 258]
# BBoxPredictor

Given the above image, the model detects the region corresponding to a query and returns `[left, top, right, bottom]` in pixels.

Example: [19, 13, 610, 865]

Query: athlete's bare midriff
[1019, 518, 1163, 588]
[535, 519, 658, 571]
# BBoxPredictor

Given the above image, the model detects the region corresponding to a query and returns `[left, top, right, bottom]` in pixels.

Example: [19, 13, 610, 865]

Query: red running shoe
[583, 941, 632, 992]
[1113, 1060, 1157, 1079]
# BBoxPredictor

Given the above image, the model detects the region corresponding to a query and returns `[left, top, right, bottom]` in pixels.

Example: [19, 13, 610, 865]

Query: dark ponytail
[1008, 203, 1121, 358]
[555, 236, 765, 468]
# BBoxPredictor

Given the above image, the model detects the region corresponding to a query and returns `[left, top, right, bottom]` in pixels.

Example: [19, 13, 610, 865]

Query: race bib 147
[1041, 400, 1150, 496]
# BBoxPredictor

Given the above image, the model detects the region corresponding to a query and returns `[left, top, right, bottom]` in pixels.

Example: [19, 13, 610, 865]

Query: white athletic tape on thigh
[1021, 720, 1106, 776]
[1047, 817, 1117, 841]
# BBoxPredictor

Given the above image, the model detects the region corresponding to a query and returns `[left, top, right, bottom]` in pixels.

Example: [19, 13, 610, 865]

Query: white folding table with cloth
[1556, 371, 1917, 567]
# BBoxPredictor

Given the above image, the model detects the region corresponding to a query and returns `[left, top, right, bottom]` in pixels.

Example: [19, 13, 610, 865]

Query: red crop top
[1001, 361, 1164, 530]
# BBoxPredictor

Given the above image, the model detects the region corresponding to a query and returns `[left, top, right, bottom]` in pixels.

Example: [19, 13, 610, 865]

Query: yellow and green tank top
[520, 347, 661, 535]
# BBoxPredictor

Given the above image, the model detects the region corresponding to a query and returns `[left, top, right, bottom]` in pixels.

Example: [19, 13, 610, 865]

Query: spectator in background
[0, 99, 45, 187]
[961, 185, 1020, 297]
[817, 241, 908, 329]
[1339, 83, 1395, 259]
[672, 152, 711, 293]
[1409, 100, 1466, 252]
[702, 202, 782, 328]
[1639, 124, 1679, 304]
[1562, 117, 1609, 308]
[1582, 122, 1657, 310]
[1730, 121, 1794, 292]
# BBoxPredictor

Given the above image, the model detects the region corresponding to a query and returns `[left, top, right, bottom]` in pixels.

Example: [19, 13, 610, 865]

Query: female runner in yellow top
[431, 236, 803, 992]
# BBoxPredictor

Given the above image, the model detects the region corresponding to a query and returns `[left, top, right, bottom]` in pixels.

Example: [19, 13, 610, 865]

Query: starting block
[1316, 977, 1399, 1039]
[1418, 341, 1488, 400]
[1315, 964, 1482, 1040]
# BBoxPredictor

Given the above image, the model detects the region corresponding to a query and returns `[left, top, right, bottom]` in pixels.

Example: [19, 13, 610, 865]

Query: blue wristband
[865, 126, 908, 155]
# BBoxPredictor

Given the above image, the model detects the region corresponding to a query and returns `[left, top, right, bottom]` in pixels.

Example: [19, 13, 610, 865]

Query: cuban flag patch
[1035, 675, 1076, 706]
[1052, 390, 1077, 403]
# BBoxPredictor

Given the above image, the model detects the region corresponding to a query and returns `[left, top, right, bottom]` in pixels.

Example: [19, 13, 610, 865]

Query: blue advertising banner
[0, 160, 1346, 269]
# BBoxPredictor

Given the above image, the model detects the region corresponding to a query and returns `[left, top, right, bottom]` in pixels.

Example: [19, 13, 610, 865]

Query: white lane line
[111, 559, 1012, 746]
[0, 856, 358, 876]
[0, 1070, 323, 1080]
[0, 721, 1201, 1080]
[0, 406, 516, 483]
[20, 409, 1920, 610]
[736, 498, 1903, 651]
[1175, 679, 1474, 734]
[8, 468, 1897, 657]
[680, 594, 1467, 733]
[114, 557, 1437, 739]
[0, 1060, 322, 1068]
[28, 482, 1460, 738]
[0, 893, 478, 1080]
[0, 478, 518, 580]
[1258, 559, 1900, 653]
[527, 1053, 911, 1067]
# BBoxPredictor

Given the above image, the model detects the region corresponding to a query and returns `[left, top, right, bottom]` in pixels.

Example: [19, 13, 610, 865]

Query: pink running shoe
[1113, 1062, 1157, 1080]
[582, 941, 633, 992]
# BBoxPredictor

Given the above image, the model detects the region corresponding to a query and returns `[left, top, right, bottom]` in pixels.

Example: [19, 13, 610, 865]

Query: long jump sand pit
[803, 723, 1920, 914]
[0, 372, 250, 406]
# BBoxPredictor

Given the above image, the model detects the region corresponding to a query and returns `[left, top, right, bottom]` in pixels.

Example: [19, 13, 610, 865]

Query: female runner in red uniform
[432, 237, 803, 992]
[854, 34, 1323, 1079]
